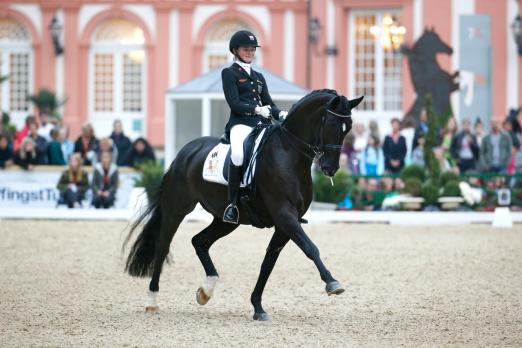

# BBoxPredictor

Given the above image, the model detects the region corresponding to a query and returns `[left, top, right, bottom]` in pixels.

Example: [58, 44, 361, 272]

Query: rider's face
[235, 46, 256, 63]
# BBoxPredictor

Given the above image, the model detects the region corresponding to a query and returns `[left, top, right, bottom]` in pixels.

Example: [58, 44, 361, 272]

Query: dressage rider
[221, 30, 288, 224]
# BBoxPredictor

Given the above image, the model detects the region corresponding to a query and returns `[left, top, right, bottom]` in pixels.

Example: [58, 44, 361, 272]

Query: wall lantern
[49, 16, 64, 56]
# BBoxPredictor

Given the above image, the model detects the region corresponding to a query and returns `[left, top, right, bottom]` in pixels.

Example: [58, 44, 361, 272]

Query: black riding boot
[223, 163, 242, 224]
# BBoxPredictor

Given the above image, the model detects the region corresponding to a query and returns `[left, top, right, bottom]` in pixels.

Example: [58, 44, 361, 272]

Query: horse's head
[415, 27, 453, 56]
[317, 95, 363, 177]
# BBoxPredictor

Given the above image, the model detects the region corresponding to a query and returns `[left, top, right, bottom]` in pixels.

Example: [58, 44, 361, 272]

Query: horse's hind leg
[251, 228, 290, 321]
[192, 217, 238, 305]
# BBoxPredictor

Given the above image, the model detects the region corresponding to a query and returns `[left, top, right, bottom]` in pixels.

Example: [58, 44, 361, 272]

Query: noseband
[280, 100, 351, 161]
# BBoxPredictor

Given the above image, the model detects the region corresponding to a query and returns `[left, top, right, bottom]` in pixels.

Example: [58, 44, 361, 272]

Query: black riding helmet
[229, 30, 260, 55]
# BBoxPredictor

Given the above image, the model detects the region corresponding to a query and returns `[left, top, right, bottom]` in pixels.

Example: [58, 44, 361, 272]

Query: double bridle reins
[280, 100, 352, 161]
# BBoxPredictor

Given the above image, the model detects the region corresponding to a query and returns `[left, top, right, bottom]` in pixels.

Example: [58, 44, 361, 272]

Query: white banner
[0, 167, 139, 209]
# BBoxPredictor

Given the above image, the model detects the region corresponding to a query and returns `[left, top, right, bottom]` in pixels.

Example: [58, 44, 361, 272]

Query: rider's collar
[234, 59, 251, 75]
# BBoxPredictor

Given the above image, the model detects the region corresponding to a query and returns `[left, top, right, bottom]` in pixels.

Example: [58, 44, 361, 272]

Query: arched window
[88, 18, 146, 138]
[203, 19, 262, 72]
[0, 18, 32, 125]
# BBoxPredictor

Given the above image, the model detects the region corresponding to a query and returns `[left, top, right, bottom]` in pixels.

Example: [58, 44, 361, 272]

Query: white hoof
[196, 276, 218, 306]
[145, 306, 159, 313]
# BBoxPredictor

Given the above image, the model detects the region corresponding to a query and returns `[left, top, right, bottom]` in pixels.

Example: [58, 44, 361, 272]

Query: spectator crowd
[0, 113, 157, 209]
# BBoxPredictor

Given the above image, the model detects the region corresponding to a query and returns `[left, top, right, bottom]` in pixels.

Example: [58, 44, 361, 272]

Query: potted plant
[27, 88, 66, 120]
[438, 180, 464, 210]
[133, 160, 164, 201]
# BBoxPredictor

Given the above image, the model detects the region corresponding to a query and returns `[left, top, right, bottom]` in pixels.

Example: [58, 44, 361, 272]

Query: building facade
[0, 0, 521, 146]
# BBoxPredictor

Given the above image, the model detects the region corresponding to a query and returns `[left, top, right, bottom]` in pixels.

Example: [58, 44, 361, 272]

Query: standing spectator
[412, 109, 429, 149]
[450, 118, 479, 173]
[91, 151, 119, 209]
[352, 122, 368, 153]
[368, 119, 381, 144]
[479, 119, 513, 173]
[440, 117, 458, 165]
[121, 137, 156, 168]
[13, 115, 36, 152]
[382, 118, 407, 174]
[434, 147, 459, 174]
[0, 134, 14, 169]
[503, 118, 521, 150]
[474, 118, 484, 148]
[37, 112, 54, 141]
[93, 137, 118, 165]
[74, 123, 99, 165]
[57, 153, 89, 208]
[47, 127, 66, 165]
[341, 132, 359, 174]
[60, 127, 74, 163]
[26, 122, 48, 164]
[14, 137, 38, 170]
[359, 134, 384, 176]
[411, 132, 426, 168]
[110, 119, 132, 166]
[401, 116, 416, 165]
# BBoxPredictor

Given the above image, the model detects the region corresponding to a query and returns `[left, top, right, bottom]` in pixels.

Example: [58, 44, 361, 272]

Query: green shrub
[400, 165, 426, 182]
[134, 161, 164, 200]
[313, 169, 353, 203]
[403, 177, 423, 197]
[422, 183, 439, 205]
[439, 171, 459, 187]
[27, 88, 66, 118]
[441, 180, 461, 197]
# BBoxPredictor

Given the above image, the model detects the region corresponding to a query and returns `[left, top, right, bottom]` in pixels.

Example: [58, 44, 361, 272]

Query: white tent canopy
[164, 66, 308, 166]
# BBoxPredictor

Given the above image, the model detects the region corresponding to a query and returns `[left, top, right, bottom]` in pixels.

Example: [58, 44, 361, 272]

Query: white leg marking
[201, 276, 219, 297]
[147, 291, 158, 308]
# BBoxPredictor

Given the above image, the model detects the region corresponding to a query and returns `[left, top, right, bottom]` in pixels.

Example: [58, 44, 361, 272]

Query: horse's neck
[284, 98, 327, 144]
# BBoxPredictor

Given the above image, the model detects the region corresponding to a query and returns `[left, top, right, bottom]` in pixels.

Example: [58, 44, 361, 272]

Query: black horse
[124, 89, 363, 320]
[402, 28, 459, 120]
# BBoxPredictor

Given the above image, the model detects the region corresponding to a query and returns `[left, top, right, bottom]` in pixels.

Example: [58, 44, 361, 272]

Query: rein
[280, 99, 351, 161]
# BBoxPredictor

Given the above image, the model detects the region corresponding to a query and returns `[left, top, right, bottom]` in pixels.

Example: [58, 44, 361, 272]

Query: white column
[202, 96, 211, 136]
[413, 0, 423, 40]
[451, 0, 475, 121]
[55, 9, 65, 116]
[283, 10, 295, 82]
[326, 0, 335, 89]
[169, 9, 179, 87]
[506, 0, 519, 109]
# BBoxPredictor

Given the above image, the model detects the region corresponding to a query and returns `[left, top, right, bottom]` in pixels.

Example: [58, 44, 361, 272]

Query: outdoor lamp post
[49, 16, 63, 56]
[512, 14, 522, 55]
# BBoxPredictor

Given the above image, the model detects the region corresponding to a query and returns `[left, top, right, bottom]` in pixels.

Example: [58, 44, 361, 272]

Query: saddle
[202, 124, 276, 228]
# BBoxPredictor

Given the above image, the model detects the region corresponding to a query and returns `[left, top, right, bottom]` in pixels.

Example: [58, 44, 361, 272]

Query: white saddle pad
[202, 128, 266, 187]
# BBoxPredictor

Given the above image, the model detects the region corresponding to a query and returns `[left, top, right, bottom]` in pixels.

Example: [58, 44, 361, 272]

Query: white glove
[279, 111, 288, 120]
[255, 105, 272, 118]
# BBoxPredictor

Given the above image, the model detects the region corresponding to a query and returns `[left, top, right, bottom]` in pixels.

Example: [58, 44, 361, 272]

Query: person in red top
[13, 115, 36, 153]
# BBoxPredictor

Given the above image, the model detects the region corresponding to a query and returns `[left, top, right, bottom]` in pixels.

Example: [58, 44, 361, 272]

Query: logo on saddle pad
[202, 129, 267, 187]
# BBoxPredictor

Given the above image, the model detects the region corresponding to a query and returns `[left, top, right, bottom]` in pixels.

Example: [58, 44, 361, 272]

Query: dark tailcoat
[222, 63, 281, 137]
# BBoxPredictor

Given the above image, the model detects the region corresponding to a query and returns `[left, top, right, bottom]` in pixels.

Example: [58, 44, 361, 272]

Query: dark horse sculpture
[402, 28, 459, 120]
[124, 89, 363, 321]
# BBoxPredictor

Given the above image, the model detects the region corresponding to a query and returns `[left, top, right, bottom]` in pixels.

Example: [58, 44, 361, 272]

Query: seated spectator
[13, 115, 36, 152]
[122, 137, 156, 168]
[411, 132, 426, 167]
[74, 123, 99, 165]
[48, 127, 66, 165]
[479, 119, 512, 173]
[0, 134, 14, 169]
[14, 137, 38, 170]
[60, 127, 74, 164]
[93, 137, 118, 165]
[450, 118, 479, 173]
[91, 151, 119, 209]
[383, 118, 407, 174]
[110, 119, 132, 166]
[26, 121, 49, 164]
[359, 134, 384, 176]
[57, 153, 89, 208]
[37, 111, 55, 141]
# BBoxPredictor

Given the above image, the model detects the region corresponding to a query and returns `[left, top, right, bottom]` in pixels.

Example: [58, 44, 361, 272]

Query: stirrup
[223, 203, 239, 224]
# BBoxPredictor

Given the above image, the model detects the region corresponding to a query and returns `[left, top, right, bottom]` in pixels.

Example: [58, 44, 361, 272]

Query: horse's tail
[123, 178, 165, 278]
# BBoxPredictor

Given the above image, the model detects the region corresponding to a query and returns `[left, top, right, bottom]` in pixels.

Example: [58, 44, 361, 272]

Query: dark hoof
[253, 312, 271, 321]
[326, 281, 345, 296]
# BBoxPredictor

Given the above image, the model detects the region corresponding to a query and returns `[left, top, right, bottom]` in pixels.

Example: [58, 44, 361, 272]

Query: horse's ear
[349, 96, 364, 109]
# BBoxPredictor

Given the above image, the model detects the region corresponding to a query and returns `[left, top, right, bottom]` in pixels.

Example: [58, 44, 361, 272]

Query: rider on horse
[221, 30, 288, 224]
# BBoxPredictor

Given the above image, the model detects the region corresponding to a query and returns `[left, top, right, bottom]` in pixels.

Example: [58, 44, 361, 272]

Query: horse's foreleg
[275, 212, 344, 296]
[192, 217, 238, 305]
[250, 229, 290, 321]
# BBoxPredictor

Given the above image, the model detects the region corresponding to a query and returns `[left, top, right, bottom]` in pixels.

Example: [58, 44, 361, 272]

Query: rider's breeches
[230, 124, 253, 166]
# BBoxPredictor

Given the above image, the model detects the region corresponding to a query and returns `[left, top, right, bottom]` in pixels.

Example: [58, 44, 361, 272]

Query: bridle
[280, 97, 352, 161]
